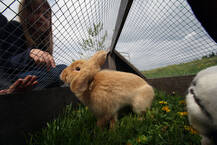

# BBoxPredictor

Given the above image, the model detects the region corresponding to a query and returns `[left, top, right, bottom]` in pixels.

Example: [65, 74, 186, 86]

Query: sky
[1, 0, 216, 70]
[115, 0, 217, 70]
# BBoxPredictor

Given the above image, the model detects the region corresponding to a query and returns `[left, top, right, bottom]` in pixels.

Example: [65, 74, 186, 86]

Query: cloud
[184, 31, 196, 39]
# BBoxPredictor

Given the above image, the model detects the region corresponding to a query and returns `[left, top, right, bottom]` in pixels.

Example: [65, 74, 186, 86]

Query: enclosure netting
[0, 0, 216, 90]
[116, 0, 217, 78]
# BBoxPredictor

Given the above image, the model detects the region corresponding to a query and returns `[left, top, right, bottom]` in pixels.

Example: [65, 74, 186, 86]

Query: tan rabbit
[60, 50, 155, 128]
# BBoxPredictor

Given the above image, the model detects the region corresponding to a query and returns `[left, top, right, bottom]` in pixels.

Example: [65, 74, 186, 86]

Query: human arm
[10, 47, 56, 71]
[0, 20, 55, 71]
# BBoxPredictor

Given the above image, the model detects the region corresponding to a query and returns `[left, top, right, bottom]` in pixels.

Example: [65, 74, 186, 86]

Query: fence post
[103, 0, 134, 70]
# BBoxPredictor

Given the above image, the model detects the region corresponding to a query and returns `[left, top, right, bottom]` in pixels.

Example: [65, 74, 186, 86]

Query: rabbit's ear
[69, 68, 95, 96]
[89, 50, 107, 67]
[97, 51, 107, 67]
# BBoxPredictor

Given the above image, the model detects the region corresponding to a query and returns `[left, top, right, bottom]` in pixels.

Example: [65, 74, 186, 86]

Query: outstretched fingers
[22, 75, 38, 88]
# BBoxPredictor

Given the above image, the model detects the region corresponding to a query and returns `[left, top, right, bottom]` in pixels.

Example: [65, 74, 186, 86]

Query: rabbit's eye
[75, 67, 80, 71]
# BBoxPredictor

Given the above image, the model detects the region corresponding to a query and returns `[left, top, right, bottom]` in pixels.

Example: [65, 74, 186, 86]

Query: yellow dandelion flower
[159, 101, 168, 104]
[178, 112, 188, 116]
[184, 125, 198, 134]
[179, 100, 186, 105]
[162, 106, 170, 112]
[190, 128, 198, 134]
[85, 106, 88, 110]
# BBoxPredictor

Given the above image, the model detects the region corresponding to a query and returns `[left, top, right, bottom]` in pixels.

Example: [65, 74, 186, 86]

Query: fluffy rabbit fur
[186, 66, 217, 145]
[60, 50, 154, 128]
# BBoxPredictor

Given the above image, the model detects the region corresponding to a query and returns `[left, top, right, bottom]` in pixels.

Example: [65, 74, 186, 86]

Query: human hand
[0, 75, 38, 95]
[30, 49, 56, 71]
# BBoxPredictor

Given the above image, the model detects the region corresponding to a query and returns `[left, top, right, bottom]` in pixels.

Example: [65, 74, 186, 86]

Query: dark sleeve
[0, 13, 8, 51]
[187, 0, 217, 42]
[0, 20, 35, 70]
[10, 47, 33, 67]
[0, 13, 8, 28]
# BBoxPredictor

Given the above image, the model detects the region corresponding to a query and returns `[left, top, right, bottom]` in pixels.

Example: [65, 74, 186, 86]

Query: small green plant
[27, 90, 200, 145]
[79, 22, 108, 53]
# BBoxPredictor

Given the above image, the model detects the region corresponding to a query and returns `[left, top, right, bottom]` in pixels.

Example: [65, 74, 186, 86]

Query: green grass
[142, 56, 217, 78]
[27, 90, 200, 145]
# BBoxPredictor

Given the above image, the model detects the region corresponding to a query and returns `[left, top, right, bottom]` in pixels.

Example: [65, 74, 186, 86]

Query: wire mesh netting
[0, 0, 216, 91]
[0, 0, 119, 90]
[116, 0, 217, 78]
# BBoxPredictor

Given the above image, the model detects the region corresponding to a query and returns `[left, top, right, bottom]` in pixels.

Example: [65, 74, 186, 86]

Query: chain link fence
[116, 0, 217, 78]
[0, 0, 216, 91]
[0, 0, 119, 90]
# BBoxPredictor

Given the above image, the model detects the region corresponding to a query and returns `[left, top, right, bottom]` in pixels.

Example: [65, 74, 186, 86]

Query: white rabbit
[186, 66, 217, 145]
